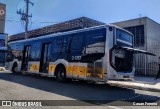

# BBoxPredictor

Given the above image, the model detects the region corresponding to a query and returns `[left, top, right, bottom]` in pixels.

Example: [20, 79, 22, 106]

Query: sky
[0, 0, 160, 35]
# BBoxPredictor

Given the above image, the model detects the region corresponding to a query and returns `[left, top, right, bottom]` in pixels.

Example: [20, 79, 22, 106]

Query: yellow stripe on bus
[29, 64, 40, 72]
[49, 65, 56, 73]
[66, 66, 104, 78]
[29, 63, 104, 79]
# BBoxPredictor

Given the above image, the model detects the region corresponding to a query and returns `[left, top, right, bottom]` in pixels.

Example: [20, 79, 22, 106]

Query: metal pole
[25, 0, 29, 39]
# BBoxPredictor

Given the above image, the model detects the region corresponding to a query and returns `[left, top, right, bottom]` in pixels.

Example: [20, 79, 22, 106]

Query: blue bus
[5, 25, 155, 82]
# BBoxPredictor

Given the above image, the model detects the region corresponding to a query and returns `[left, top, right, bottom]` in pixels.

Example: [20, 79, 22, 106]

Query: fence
[134, 44, 160, 77]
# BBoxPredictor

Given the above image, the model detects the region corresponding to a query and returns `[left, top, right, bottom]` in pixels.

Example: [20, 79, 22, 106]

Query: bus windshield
[116, 29, 133, 46]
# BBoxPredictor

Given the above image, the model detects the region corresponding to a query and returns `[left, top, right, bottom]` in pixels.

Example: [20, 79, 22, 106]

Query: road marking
[108, 106, 123, 109]
[120, 94, 142, 101]
[128, 95, 141, 100]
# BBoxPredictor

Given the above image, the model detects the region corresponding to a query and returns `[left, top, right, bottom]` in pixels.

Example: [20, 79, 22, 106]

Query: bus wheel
[12, 63, 19, 74]
[55, 65, 66, 82]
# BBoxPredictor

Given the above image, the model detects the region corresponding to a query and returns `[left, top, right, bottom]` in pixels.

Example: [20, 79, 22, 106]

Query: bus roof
[9, 24, 132, 44]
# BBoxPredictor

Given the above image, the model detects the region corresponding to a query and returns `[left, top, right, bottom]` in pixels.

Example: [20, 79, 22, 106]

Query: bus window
[30, 41, 41, 61]
[52, 39, 64, 61]
[70, 34, 84, 61]
[81, 30, 105, 63]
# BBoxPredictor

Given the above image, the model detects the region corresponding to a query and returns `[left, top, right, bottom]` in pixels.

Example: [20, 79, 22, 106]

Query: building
[113, 17, 160, 76]
[0, 3, 6, 33]
[0, 3, 6, 66]
[10, 17, 105, 41]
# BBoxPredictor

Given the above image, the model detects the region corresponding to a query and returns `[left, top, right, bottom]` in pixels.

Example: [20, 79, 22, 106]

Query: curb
[107, 81, 160, 92]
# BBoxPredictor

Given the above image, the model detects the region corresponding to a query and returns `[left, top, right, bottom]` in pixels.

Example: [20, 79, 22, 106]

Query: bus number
[72, 56, 82, 61]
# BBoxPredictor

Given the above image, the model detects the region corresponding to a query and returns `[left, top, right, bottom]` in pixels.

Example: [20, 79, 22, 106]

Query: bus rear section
[106, 27, 155, 81]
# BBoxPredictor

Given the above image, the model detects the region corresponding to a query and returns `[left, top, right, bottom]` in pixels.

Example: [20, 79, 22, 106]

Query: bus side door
[40, 43, 51, 73]
[22, 45, 30, 71]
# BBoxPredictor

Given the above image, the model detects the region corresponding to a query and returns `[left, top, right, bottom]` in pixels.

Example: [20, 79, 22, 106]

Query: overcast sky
[0, 0, 160, 35]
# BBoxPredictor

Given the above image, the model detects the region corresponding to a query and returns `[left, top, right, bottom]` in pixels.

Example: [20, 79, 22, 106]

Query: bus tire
[55, 65, 66, 82]
[12, 63, 19, 74]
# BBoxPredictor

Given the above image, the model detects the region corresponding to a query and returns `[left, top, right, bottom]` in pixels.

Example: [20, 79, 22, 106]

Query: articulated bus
[5, 25, 155, 82]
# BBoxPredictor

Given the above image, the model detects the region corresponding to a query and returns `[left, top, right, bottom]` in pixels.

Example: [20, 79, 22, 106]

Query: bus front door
[40, 43, 51, 73]
[22, 45, 30, 71]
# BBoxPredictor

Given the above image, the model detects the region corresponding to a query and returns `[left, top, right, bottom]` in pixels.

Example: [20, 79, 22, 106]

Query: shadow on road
[0, 72, 159, 106]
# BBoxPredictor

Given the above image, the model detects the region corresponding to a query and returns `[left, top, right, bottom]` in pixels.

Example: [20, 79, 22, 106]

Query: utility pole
[17, 0, 34, 39]
[25, 0, 29, 39]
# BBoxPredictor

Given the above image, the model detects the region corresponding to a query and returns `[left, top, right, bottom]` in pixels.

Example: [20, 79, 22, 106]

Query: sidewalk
[107, 76, 160, 92]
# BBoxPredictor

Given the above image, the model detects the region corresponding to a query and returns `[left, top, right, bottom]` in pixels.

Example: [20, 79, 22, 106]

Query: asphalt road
[0, 71, 159, 109]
